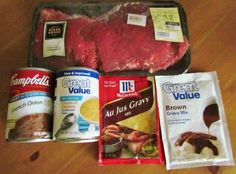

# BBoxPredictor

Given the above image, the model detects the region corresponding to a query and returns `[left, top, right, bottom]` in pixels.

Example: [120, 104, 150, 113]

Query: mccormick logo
[119, 80, 135, 93]
[10, 73, 50, 87]
[117, 80, 138, 98]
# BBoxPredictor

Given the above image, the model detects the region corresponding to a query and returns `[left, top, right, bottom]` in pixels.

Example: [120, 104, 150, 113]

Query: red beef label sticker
[99, 76, 164, 165]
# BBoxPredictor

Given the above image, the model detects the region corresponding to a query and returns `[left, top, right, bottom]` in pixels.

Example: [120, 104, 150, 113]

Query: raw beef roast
[33, 9, 97, 69]
[32, 3, 189, 73]
[81, 3, 189, 72]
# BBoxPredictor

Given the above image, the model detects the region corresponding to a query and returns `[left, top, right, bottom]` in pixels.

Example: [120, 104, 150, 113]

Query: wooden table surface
[0, 0, 235, 173]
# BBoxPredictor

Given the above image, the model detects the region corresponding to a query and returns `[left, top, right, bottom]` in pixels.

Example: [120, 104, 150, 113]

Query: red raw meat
[68, 18, 97, 69]
[33, 4, 189, 73]
[81, 3, 189, 72]
[33, 9, 97, 69]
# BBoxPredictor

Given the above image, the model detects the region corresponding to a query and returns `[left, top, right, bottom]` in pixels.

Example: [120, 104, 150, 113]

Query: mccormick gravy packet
[99, 76, 164, 165]
[155, 72, 234, 169]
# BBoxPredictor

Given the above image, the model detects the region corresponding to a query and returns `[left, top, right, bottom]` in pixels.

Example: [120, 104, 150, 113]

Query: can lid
[14, 67, 53, 73]
[56, 67, 99, 74]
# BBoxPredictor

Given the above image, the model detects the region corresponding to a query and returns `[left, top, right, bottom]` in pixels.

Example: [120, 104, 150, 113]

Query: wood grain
[0, 0, 235, 174]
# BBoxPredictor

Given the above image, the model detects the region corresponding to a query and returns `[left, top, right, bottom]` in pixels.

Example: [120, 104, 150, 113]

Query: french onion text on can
[54, 67, 99, 142]
[6, 67, 54, 142]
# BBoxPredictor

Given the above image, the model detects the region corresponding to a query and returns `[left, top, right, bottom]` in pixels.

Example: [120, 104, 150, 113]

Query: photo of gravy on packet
[99, 76, 164, 165]
[155, 72, 234, 169]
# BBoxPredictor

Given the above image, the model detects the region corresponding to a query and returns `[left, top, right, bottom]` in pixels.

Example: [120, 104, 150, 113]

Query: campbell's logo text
[11, 73, 50, 87]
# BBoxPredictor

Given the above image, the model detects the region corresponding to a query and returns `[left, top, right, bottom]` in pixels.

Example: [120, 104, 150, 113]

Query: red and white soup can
[6, 67, 54, 142]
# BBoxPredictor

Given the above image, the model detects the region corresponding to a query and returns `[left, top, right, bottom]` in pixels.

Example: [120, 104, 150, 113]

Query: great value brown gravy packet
[155, 72, 234, 169]
[99, 76, 164, 165]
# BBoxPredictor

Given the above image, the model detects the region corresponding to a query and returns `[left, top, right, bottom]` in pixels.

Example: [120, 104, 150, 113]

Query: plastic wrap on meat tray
[29, 2, 191, 75]
[32, 8, 97, 69]
[81, 3, 189, 73]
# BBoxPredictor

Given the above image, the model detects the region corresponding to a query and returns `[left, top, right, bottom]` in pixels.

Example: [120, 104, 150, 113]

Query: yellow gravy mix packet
[155, 72, 234, 169]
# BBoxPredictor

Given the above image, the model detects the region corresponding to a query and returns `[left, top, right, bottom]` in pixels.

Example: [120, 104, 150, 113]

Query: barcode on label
[156, 31, 170, 38]
[165, 22, 181, 30]
[155, 31, 178, 42]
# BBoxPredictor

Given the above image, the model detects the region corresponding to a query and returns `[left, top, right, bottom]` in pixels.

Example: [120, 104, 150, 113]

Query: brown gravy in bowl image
[174, 103, 221, 159]
[173, 103, 221, 156]
[175, 132, 218, 156]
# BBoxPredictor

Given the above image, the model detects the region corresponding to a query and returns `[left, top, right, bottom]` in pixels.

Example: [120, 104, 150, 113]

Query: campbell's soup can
[54, 67, 99, 143]
[6, 67, 54, 142]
